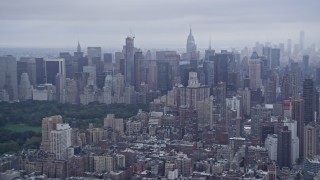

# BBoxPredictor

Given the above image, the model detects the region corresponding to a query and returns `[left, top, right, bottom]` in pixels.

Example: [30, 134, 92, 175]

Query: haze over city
[1, 0, 320, 49]
[2, 0, 320, 179]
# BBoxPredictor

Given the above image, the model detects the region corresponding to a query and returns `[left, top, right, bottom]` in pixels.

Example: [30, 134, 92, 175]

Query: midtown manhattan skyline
[0, 0, 319, 49]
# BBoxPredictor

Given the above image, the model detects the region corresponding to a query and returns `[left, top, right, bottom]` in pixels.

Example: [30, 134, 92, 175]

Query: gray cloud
[0, 0, 319, 49]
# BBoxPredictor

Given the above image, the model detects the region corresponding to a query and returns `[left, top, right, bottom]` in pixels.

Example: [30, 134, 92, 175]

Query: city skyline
[0, 0, 319, 49]
[2, 1, 320, 179]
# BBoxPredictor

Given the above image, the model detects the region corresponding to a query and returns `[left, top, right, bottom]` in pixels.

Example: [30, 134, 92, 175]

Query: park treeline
[0, 100, 148, 154]
[0, 100, 149, 127]
[0, 130, 40, 154]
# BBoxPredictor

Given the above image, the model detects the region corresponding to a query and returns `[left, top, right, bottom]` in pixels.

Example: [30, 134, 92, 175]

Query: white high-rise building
[283, 119, 299, 165]
[265, 134, 278, 161]
[56, 73, 66, 103]
[19, 73, 33, 100]
[103, 75, 112, 104]
[50, 123, 72, 160]
[226, 96, 242, 119]
[104, 114, 124, 135]
[112, 73, 125, 103]
[249, 52, 261, 90]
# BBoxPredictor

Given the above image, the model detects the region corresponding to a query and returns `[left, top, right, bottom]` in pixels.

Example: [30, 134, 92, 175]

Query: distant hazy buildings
[87, 47, 102, 63]
[0, 55, 18, 101]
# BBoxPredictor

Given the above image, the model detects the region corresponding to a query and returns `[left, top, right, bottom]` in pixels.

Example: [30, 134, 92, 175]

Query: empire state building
[186, 28, 197, 61]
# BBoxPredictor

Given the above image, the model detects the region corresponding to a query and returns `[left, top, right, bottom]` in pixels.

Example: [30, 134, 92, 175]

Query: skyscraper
[65, 78, 78, 104]
[103, 53, 113, 64]
[248, 52, 261, 90]
[124, 37, 135, 85]
[134, 51, 145, 91]
[281, 73, 290, 100]
[213, 53, 229, 86]
[44, 58, 65, 86]
[203, 61, 215, 88]
[277, 126, 292, 168]
[271, 48, 280, 69]
[35, 58, 45, 85]
[41, 115, 63, 151]
[87, 47, 102, 64]
[19, 73, 33, 101]
[283, 120, 300, 165]
[316, 68, 320, 87]
[186, 28, 197, 61]
[17, 57, 36, 86]
[300, 31, 305, 51]
[291, 99, 304, 158]
[302, 55, 309, 79]
[303, 79, 318, 124]
[304, 123, 318, 158]
[290, 62, 301, 98]
[147, 61, 157, 91]
[50, 123, 72, 160]
[179, 72, 210, 109]
[113, 73, 125, 103]
[56, 73, 66, 103]
[264, 72, 277, 104]
[103, 75, 112, 104]
[0, 55, 18, 101]
[287, 39, 292, 57]
[157, 61, 171, 94]
[83, 65, 96, 86]
[215, 82, 226, 124]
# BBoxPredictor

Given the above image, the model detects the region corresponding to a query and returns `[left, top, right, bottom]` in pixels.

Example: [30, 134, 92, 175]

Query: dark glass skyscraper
[103, 53, 113, 64]
[291, 99, 304, 158]
[271, 48, 280, 69]
[134, 52, 145, 91]
[302, 55, 309, 79]
[214, 53, 229, 86]
[35, 58, 45, 85]
[44, 58, 65, 86]
[157, 61, 171, 94]
[277, 126, 292, 168]
[303, 79, 318, 124]
[125, 37, 135, 86]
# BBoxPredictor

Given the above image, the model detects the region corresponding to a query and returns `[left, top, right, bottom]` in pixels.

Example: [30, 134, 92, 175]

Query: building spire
[77, 41, 81, 53]
[209, 37, 212, 50]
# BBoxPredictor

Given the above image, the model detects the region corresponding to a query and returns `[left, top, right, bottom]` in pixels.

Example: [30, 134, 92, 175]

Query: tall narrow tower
[300, 31, 305, 51]
[303, 79, 318, 125]
[249, 52, 261, 90]
[124, 37, 135, 85]
[77, 41, 81, 53]
[291, 99, 304, 158]
[186, 28, 197, 61]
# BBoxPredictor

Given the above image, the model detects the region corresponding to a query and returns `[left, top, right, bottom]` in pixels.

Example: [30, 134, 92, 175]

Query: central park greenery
[0, 100, 148, 154]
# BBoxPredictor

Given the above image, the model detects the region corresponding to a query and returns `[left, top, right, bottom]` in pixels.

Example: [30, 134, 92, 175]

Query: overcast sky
[0, 0, 319, 50]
